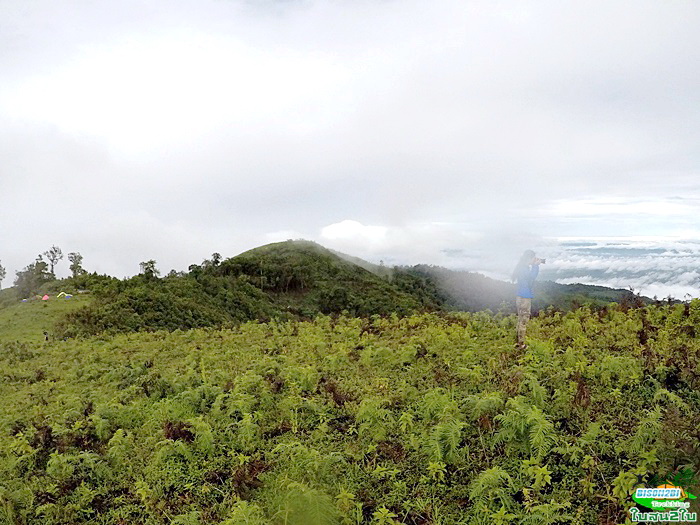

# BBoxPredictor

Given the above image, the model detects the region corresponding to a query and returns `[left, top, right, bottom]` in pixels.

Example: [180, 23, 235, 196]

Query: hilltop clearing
[0, 294, 89, 343]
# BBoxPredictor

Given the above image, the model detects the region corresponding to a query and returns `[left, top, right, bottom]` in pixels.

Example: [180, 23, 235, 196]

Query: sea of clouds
[536, 238, 700, 300]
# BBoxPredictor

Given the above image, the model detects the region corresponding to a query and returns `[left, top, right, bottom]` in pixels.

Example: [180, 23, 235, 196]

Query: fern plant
[221, 501, 267, 525]
[468, 466, 514, 511]
[426, 419, 464, 464]
[494, 397, 557, 460]
[271, 481, 340, 525]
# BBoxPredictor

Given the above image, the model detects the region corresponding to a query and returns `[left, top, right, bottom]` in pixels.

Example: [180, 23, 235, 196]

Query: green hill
[48, 241, 434, 338]
[216, 240, 429, 317]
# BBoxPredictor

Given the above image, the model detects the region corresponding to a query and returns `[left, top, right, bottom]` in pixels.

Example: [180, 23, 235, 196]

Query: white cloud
[539, 237, 700, 298]
[321, 220, 387, 243]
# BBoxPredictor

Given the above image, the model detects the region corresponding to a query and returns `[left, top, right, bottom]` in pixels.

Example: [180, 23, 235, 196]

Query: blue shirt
[516, 264, 539, 298]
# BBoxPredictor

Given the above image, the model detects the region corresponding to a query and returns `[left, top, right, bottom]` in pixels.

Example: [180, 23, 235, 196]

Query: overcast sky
[1, 1, 700, 293]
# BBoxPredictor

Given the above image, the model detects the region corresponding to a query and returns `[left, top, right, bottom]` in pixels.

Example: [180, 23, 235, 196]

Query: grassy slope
[0, 295, 90, 343]
[1, 302, 699, 524]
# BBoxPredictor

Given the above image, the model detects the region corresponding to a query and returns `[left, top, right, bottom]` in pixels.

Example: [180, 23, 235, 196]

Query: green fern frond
[653, 388, 691, 414]
[469, 466, 513, 504]
[526, 407, 556, 460]
[627, 406, 663, 455]
[419, 388, 459, 423]
[520, 501, 573, 524]
[467, 391, 505, 419]
[272, 481, 340, 525]
[427, 419, 465, 464]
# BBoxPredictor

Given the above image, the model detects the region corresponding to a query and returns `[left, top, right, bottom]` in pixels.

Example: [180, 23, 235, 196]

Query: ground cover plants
[1, 301, 699, 524]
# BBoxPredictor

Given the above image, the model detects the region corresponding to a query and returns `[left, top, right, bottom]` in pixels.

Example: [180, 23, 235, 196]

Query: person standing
[512, 250, 544, 349]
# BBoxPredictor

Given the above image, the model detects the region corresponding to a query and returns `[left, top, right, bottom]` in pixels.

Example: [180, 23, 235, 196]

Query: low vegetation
[1, 300, 699, 524]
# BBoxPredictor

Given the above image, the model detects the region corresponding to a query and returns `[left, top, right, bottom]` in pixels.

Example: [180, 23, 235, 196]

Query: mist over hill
[398, 264, 647, 314]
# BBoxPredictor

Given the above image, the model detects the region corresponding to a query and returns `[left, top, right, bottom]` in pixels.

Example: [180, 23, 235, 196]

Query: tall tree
[0, 260, 6, 290]
[14, 257, 52, 297]
[43, 245, 63, 276]
[68, 252, 86, 278]
[139, 260, 160, 280]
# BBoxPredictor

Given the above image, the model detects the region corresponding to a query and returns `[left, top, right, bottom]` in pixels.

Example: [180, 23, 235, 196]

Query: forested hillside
[215, 241, 433, 317]
[52, 241, 436, 338]
[1, 302, 699, 524]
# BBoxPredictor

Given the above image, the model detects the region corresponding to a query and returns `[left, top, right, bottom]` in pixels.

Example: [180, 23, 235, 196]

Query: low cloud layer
[539, 239, 700, 299]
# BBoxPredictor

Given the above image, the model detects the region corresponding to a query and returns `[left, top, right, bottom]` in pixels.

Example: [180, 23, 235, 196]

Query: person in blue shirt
[512, 250, 544, 349]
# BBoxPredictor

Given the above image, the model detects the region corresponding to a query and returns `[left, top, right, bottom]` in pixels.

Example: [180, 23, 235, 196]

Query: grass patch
[0, 294, 90, 343]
